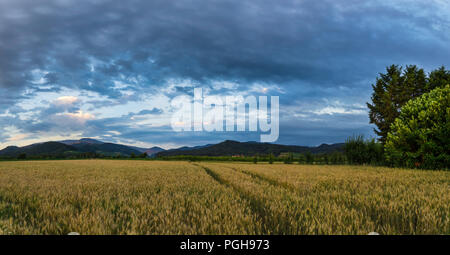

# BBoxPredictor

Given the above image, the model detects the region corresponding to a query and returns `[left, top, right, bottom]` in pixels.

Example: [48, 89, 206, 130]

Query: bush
[345, 135, 384, 165]
[385, 85, 449, 169]
[367, 139, 384, 165]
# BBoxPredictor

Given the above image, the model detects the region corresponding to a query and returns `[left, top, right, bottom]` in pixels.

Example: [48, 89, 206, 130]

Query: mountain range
[0, 138, 344, 158]
[156, 140, 344, 157]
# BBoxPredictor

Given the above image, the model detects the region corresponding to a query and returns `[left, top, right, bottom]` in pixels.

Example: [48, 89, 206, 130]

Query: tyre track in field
[229, 167, 297, 192]
[193, 163, 281, 234]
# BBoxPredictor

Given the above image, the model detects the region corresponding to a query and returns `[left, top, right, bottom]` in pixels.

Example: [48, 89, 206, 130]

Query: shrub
[367, 139, 384, 165]
[344, 135, 384, 165]
[345, 135, 367, 164]
[385, 85, 449, 169]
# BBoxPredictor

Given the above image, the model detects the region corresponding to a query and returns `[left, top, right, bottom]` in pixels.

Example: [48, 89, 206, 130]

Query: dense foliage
[385, 85, 449, 169]
[344, 135, 384, 165]
[367, 65, 450, 144]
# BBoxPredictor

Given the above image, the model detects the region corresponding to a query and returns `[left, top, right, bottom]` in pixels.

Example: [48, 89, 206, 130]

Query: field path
[195, 163, 286, 234]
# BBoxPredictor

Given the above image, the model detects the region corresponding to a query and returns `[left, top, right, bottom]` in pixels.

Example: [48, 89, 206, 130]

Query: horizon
[1, 0, 449, 149]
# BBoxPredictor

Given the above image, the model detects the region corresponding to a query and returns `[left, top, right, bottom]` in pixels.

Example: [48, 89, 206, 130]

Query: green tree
[284, 152, 293, 164]
[428, 66, 450, 91]
[367, 65, 427, 144]
[323, 154, 329, 165]
[305, 151, 313, 164]
[268, 153, 274, 164]
[298, 153, 306, 164]
[385, 85, 449, 169]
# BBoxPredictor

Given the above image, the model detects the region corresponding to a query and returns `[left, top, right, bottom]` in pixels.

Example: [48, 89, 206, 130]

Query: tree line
[347, 65, 449, 169]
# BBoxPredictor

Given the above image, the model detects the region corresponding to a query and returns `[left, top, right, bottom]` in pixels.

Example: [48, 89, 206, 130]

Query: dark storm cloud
[1, 0, 449, 95]
[0, 0, 449, 146]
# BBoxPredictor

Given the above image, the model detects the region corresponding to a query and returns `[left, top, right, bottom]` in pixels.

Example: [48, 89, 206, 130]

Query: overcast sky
[0, 0, 449, 149]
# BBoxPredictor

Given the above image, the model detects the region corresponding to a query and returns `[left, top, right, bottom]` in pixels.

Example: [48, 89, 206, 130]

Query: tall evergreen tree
[402, 65, 427, 100]
[428, 66, 450, 91]
[367, 65, 403, 144]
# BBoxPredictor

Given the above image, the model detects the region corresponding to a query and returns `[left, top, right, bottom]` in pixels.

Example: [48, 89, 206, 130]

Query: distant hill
[144, 147, 165, 155]
[0, 138, 344, 159]
[60, 138, 164, 156]
[69, 142, 142, 156]
[0, 142, 77, 157]
[0, 138, 165, 158]
[310, 143, 346, 154]
[175, 144, 214, 151]
[0, 146, 21, 156]
[59, 138, 104, 145]
[156, 140, 344, 157]
[60, 138, 143, 156]
[127, 146, 165, 156]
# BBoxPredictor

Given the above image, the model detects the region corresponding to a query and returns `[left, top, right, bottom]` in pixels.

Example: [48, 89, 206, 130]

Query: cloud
[55, 96, 79, 105]
[1, 0, 449, 95]
[6, 133, 29, 142]
[313, 107, 366, 115]
[0, 0, 449, 147]
[58, 111, 95, 122]
[136, 108, 163, 115]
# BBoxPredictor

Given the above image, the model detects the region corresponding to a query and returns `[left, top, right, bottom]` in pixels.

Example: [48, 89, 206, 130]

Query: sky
[0, 0, 449, 149]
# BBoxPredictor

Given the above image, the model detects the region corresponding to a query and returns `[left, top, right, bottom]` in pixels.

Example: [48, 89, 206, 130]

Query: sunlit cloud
[55, 96, 79, 105]
[57, 110, 95, 122]
[6, 134, 29, 142]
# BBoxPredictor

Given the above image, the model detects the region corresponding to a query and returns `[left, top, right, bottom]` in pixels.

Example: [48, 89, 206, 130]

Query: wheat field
[0, 160, 448, 235]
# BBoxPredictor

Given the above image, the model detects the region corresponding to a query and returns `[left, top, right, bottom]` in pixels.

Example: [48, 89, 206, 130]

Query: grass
[0, 160, 448, 234]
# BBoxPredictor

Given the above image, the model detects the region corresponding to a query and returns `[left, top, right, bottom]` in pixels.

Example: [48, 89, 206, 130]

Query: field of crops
[0, 160, 448, 234]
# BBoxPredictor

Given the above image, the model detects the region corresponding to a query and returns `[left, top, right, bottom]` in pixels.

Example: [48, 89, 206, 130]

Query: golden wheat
[0, 160, 448, 234]
[0, 160, 260, 234]
[201, 162, 449, 234]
